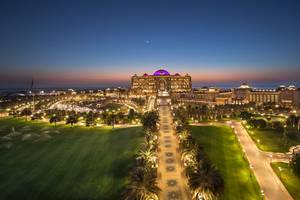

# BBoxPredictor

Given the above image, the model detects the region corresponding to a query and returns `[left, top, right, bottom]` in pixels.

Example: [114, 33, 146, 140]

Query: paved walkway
[157, 98, 191, 200]
[192, 121, 293, 200]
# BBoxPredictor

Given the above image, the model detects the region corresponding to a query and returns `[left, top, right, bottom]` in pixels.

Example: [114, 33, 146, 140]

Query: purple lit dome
[153, 69, 170, 76]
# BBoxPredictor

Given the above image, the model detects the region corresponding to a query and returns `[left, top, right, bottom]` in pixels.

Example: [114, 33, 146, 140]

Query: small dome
[143, 73, 149, 76]
[174, 73, 180, 76]
[239, 83, 250, 89]
[153, 69, 170, 76]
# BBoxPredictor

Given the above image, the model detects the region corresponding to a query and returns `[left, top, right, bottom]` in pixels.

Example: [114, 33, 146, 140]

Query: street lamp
[279, 167, 283, 179]
[261, 190, 264, 199]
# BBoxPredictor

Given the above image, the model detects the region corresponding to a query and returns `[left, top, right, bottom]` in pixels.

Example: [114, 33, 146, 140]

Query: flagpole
[31, 79, 35, 113]
[33, 93, 35, 113]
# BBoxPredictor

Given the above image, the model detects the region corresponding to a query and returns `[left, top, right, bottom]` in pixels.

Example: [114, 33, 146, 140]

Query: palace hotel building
[130, 69, 192, 95]
[128, 69, 299, 107]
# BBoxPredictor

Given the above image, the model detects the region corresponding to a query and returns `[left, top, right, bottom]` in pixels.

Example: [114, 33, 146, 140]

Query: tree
[117, 112, 125, 124]
[49, 115, 59, 127]
[128, 109, 136, 122]
[272, 121, 285, 134]
[188, 160, 224, 200]
[141, 111, 159, 132]
[66, 112, 78, 127]
[31, 112, 43, 120]
[249, 119, 267, 129]
[137, 147, 157, 168]
[174, 107, 190, 131]
[20, 108, 32, 121]
[290, 153, 300, 177]
[108, 113, 117, 128]
[85, 111, 95, 127]
[123, 166, 160, 200]
[283, 129, 288, 147]
[240, 111, 253, 121]
[287, 115, 299, 128]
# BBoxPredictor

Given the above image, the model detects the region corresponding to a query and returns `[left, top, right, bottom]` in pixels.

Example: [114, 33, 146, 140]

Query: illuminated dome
[239, 83, 250, 89]
[153, 69, 170, 76]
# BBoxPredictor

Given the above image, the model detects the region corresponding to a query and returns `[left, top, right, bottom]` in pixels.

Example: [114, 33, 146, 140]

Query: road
[157, 98, 191, 200]
[193, 121, 293, 200]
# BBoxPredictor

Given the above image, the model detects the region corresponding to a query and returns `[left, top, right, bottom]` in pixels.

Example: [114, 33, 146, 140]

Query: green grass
[246, 128, 300, 152]
[190, 126, 261, 200]
[271, 162, 300, 200]
[0, 117, 143, 200]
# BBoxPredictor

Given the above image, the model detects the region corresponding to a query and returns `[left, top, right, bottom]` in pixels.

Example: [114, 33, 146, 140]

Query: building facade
[173, 83, 299, 107]
[173, 87, 232, 106]
[233, 84, 300, 107]
[130, 69, 192, 95]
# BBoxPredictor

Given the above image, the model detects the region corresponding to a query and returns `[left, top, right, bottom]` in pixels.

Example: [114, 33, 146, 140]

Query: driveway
[192, 121, 293, 200]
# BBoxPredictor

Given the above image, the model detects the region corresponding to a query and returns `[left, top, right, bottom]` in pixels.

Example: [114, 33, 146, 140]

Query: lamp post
[278, 166, 283, 179]
[112, 110, 116, 129]
[261, 190, 265, 200]
[249, 164, 253, 178]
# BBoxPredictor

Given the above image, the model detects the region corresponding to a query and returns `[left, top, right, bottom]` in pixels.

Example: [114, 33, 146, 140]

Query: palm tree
[66, 113, 78, 128]
[141, 111, 159, 132]
[85, 111, 95, 127]
[137, 147, 157, 168]
[181, 147, 197, 167]
[179, 130, 190, 141]
[188, 161, 224, 200]
[290, 152, 300, 177]
[123, 167, 160, 200]
[20, 108, 32, 121]
[49, 114, 58, 127]
[287, 115, 299, 128]
[145, 130, 158, 145]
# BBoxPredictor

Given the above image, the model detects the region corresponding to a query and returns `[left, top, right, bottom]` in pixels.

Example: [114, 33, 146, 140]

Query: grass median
[271, 162, 300, 200]
[190, 125, 261, 200]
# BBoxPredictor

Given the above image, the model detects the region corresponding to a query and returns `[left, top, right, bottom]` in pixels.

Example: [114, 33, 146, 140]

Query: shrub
[290, 153, 300, 177]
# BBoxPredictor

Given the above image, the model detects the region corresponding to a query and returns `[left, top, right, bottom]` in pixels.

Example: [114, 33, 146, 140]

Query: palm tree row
[123, 111, 160, 200]
[177, 124, 224, 200]
[174, 103, 256, 122]
[141, 111, 159, 133]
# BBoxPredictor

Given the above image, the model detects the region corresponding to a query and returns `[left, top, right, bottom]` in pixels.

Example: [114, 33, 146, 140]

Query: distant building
[105, 87, 128, 98]
[130, 69, 192, 95]
[249, 89, 280, 104]
[173, 83, 299, 107]
[233, 83, 300, 107]
[173, 87, 232, 106]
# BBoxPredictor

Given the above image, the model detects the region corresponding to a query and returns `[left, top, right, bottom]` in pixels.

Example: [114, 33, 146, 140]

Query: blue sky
[0, 0, 299, 88]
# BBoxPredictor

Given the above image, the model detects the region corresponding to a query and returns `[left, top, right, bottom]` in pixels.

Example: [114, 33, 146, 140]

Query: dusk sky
[0, 0, 300, 88]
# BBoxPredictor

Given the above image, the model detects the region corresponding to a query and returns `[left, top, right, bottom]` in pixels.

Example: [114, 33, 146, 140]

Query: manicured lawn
[271, 162, 300, 200]
[190, 126, 261, 200]
[246, 128, 300, 152]
[0, 118, 143, 200]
